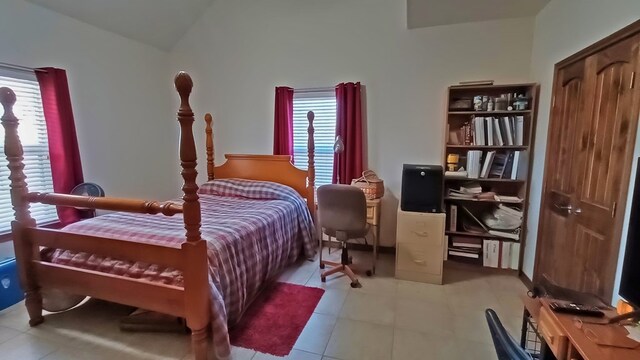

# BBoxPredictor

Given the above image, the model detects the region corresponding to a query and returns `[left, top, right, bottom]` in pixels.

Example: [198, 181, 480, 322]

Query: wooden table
[521, 296, 640, 360]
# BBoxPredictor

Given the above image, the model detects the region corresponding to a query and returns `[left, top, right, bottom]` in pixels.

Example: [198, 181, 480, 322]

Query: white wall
[0, 0, 181, 201]
[525, 0, 640, 300]
[170, 0, 535, 246]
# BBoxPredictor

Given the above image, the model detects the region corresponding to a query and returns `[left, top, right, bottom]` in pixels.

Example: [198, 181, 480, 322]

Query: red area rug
[230, 282, 325, 356]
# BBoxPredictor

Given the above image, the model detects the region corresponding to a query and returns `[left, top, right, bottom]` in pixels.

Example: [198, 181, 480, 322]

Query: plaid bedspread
[46, 179, 316, 359]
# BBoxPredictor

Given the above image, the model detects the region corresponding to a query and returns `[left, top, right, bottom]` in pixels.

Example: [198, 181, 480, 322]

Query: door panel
[535, 31, 640, 301]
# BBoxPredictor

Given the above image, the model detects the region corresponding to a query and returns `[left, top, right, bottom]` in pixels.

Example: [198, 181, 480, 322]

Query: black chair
[486, 309, 533, 360]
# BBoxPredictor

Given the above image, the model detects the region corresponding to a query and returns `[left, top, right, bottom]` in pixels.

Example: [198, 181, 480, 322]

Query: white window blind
[0, 68, 58, 234]
[293, 89, 336, 187]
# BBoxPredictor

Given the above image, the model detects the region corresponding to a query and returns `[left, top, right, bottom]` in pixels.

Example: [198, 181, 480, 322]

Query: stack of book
[483, 240, 520, 269]
[448, 236, 482, 260]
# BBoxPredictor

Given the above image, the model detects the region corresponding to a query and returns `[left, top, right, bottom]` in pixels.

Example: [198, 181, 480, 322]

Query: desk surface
[522, 296, 640, 360]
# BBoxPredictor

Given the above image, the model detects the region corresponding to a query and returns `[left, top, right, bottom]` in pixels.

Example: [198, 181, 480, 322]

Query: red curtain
[333, 82, 363, 184]
[36, 68, 84, 225]
[273, 87, 294, 157]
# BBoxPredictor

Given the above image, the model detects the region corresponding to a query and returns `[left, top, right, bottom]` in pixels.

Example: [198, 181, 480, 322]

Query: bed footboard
[1, 72, 211, 359]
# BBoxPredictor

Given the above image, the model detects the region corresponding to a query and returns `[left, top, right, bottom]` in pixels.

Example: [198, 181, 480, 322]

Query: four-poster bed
[0, 72, 317, 360]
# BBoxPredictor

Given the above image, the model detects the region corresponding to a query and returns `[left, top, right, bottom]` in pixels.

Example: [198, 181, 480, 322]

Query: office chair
[317, 184, 369, 288]
[485, 309, 534, 360]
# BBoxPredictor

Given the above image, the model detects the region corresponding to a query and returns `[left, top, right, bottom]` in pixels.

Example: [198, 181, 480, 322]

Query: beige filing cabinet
[395, 207, 445, 284]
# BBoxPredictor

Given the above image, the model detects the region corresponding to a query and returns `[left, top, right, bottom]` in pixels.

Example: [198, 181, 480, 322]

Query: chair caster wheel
[366, 270, 373, 277]
[350, 281, 361, 288]
[319, 263, 325, 269]
[321, 276, 326, 283]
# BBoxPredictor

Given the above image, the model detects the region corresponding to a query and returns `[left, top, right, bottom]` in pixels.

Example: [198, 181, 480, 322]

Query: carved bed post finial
[174, 72, 201, 244]
[307, 111, 315, 218]
[174, 72, 209, 360]
[1, 87, 35, 226]
[204, 113, 214, 181]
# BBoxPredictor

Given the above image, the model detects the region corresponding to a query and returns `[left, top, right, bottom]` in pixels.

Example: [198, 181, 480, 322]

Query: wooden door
[535, 29, 640, 301]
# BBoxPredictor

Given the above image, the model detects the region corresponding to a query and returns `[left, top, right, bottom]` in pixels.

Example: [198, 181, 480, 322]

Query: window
[0, 68, 57, 234]
[292, 89, 336, 187]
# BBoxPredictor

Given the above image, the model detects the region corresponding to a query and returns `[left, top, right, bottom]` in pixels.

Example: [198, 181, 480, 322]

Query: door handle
[554, 203, 572, 212]
[571, 208, 582, 215]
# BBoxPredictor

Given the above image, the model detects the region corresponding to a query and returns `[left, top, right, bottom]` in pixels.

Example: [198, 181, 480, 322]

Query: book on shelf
[480, 151, 496, 178]
[483, 240, 500, 268]
[449, 249, 480, 259]
[482, 239, 519, 269]
[498, 204, 523, 219]
[451, 236, 482, 248]
[449, 204, 458, 231]
[445, 170, 468, 178]
[444, 236, 449, 261]
[494, 194, 523, 203]
[488, 229, 520, 241]
[502, 152, 515, 178]
[472, 117, 486, 145]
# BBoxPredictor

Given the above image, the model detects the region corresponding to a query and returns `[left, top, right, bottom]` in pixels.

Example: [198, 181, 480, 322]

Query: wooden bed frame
[0, 72, 316, 360]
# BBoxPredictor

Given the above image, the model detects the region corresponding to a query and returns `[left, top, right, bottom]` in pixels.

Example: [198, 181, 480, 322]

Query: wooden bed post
[205, 113, 214, 181]
[0, 87, 44, 326]
[174, 73, 210, 360]
[307, 111, 315, 219]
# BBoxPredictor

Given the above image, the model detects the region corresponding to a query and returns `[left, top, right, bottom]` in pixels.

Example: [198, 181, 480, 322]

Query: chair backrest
[317, 184, 367, 234]
[485, 309, 533, 360]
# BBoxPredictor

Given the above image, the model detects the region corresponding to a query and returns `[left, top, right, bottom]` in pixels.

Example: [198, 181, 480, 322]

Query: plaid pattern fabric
[47, 179, 316, 359]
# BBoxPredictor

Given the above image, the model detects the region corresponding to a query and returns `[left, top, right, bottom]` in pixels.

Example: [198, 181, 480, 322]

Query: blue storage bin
[0, 258, 24, 311]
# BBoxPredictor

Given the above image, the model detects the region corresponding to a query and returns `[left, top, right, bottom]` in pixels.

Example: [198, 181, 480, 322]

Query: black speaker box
[400, 164, 443, 213]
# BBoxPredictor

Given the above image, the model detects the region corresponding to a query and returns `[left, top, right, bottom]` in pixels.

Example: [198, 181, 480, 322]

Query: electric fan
[42, 182, 105, 312]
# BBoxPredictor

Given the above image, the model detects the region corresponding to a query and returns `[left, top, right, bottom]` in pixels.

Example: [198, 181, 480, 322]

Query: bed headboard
[204, 112, 316, 218]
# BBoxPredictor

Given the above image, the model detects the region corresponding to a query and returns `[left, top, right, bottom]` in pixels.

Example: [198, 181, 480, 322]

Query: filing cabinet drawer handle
[412, 230, 429, 237]
[412, 259, 426, 264]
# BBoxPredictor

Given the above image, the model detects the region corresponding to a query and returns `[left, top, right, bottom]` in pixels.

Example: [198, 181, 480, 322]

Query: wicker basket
[351, 170, 384, 200]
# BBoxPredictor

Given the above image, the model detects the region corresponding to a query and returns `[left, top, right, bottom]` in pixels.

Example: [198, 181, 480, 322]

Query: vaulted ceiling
[407, 0, 549, 29]
[25, 0, 550, 51]
[25, 0, 215, 51]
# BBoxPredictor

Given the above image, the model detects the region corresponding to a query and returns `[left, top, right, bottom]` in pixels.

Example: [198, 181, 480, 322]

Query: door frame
[533, 19, 640, 300]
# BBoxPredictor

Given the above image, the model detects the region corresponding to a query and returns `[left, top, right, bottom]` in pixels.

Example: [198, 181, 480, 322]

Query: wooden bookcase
[443, 83, 538, 273]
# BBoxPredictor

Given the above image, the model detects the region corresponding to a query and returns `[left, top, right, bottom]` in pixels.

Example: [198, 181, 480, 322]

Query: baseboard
[519, 272, 534, 290]
[321, 240, 395, 254]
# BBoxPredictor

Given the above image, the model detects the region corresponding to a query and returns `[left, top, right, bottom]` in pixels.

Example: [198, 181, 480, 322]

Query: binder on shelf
[510, 151, 528, 180]
[501, 117, 514, 145]
[500, 242, 511, 269]
[515, 116, 524, 146]
[486, 118, 494, 146]
[510, 243, 521, 270]
[502, 152, 515, 179]
[483, 239, 500, 268]
[480, 151, 496, 178]
[493, 118, 504, 146]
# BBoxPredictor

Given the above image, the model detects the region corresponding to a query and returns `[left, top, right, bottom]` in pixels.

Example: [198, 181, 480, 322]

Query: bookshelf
[443, 82, 538, 273]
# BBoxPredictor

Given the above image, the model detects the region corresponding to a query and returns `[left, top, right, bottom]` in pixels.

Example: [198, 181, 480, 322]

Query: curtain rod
[0, 62, 46, 73]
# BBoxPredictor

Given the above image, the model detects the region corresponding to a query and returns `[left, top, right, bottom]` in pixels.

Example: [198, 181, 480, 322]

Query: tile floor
[0, 249, 529, 359]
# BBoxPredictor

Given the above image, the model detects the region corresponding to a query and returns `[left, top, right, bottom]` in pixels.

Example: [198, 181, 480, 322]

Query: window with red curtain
[36, 67, 84, 225]
[273, 86, 294, 156]
[333, 82, 363, 184]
